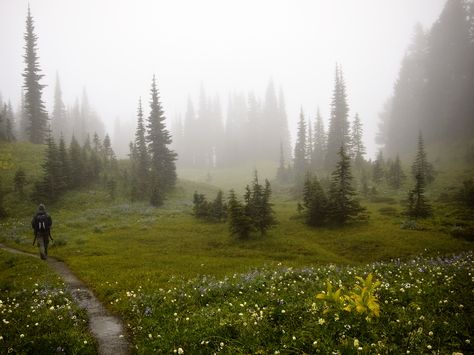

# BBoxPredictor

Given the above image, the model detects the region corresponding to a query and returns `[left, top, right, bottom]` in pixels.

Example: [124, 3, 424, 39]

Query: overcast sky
[0, 0, 446, 158]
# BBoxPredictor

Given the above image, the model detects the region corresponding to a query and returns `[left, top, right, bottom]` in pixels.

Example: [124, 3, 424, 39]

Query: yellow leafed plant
[315, 281, 345, 313]
[315, 273, 381, 320]
[344, 273, 381, 319]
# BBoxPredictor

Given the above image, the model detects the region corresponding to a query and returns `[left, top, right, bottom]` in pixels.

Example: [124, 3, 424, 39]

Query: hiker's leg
[38, 235, 47, 260]
[44, 237, 49, 256]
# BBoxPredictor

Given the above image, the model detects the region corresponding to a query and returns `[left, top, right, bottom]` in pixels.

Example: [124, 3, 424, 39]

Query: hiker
[31, 203, 53, 260]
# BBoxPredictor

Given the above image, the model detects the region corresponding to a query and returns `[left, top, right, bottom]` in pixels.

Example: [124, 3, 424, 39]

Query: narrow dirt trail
[0, 244, 130, 355]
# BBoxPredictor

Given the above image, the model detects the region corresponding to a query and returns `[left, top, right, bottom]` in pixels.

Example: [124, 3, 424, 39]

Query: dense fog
[0, 0, 447, 159]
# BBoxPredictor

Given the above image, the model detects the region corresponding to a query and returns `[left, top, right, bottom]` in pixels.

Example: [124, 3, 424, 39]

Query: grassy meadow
[0, 142, 473, 353]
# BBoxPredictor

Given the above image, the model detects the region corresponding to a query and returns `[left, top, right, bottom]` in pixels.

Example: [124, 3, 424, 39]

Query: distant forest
[377, 0, 474, 156]
[170, 81, 291, 168]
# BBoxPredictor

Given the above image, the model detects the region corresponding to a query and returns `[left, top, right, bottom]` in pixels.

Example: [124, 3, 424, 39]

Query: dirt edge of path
[0, 244, 131, 355]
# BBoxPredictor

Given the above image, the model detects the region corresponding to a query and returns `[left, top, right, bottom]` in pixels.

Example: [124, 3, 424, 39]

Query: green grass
[0, 249, 96, 354]
[0, 141, 473, 353]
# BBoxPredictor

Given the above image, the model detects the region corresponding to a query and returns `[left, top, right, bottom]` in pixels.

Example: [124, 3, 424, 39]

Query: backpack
[36, 214, 49, 232]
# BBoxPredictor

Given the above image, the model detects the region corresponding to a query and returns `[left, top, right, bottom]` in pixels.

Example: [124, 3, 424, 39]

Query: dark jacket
[31, 212, 52, 236]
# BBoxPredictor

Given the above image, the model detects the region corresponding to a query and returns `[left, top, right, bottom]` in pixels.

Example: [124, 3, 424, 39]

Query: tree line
[171, 81, 291, 168]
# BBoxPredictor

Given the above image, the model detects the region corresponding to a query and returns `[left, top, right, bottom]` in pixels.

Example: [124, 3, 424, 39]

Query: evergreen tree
[34, 133, 60, 202]
[276, 141, 288, 183]
[405, 132, 433, 218]
[193, 191, 210, 219]
[14, 168, 27, 196]
[327, 146, 365, 224]
[51, 73, 68, 140]
[411, 132, 435, 185]
[246, 175, 276, 235]
[210, 190, 227, 222]
[0, 106, 5, 141]
[5, 113, 15, 142]
[405, 172, 432, 219]
[1, 102, 16, 142]
[307, 118, 313, 162]
[301, 174, 328, 226]
[227, 189, 254, 239]
[56, 135, 70, 193]
[91, 132, 102, 178]
[326, 65, 350, 169]
[311, 108, 326, 170]
[387, 154, 406, 189]
[146, 75, 177, 205]
[69, 135, 84, 188]
[22, 6, 48, 144]
[81, 135, 94, 184]
[102, 133, 116, 169]
[351, 113, 366, 170]
[0, 178, 6, 218]
[372, 150, 385, 184]
[106, 178, 117, 200]
[277, 87, 292, 162]
[133, 98, 149, 196]
[128, 142, 139, 201]
[294, 108, 308, 185]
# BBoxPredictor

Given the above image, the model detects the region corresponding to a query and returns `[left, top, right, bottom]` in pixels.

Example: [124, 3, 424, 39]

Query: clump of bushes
[192, 190, 227, 222]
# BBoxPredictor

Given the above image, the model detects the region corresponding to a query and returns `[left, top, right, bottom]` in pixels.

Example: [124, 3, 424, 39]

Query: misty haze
[0, 0, 473, 354]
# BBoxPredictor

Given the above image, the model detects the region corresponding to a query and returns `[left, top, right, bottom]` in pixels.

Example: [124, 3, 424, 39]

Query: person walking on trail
[31, 204, 53, 260]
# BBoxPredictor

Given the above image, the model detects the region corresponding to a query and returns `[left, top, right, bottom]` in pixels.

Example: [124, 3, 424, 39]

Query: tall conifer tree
[134, 97, 149, 196]
[351, 113, 366, 170]
[51, 73, 68, 140]
[327, 146, 365, 224]
[411, 132, 434, 185]
[294, 108, 308, 181]
[311, 108, 326, 170]
[146, 75, 177, 205]
[326, 65, 350, 169]
[22, 6, 48, 144]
